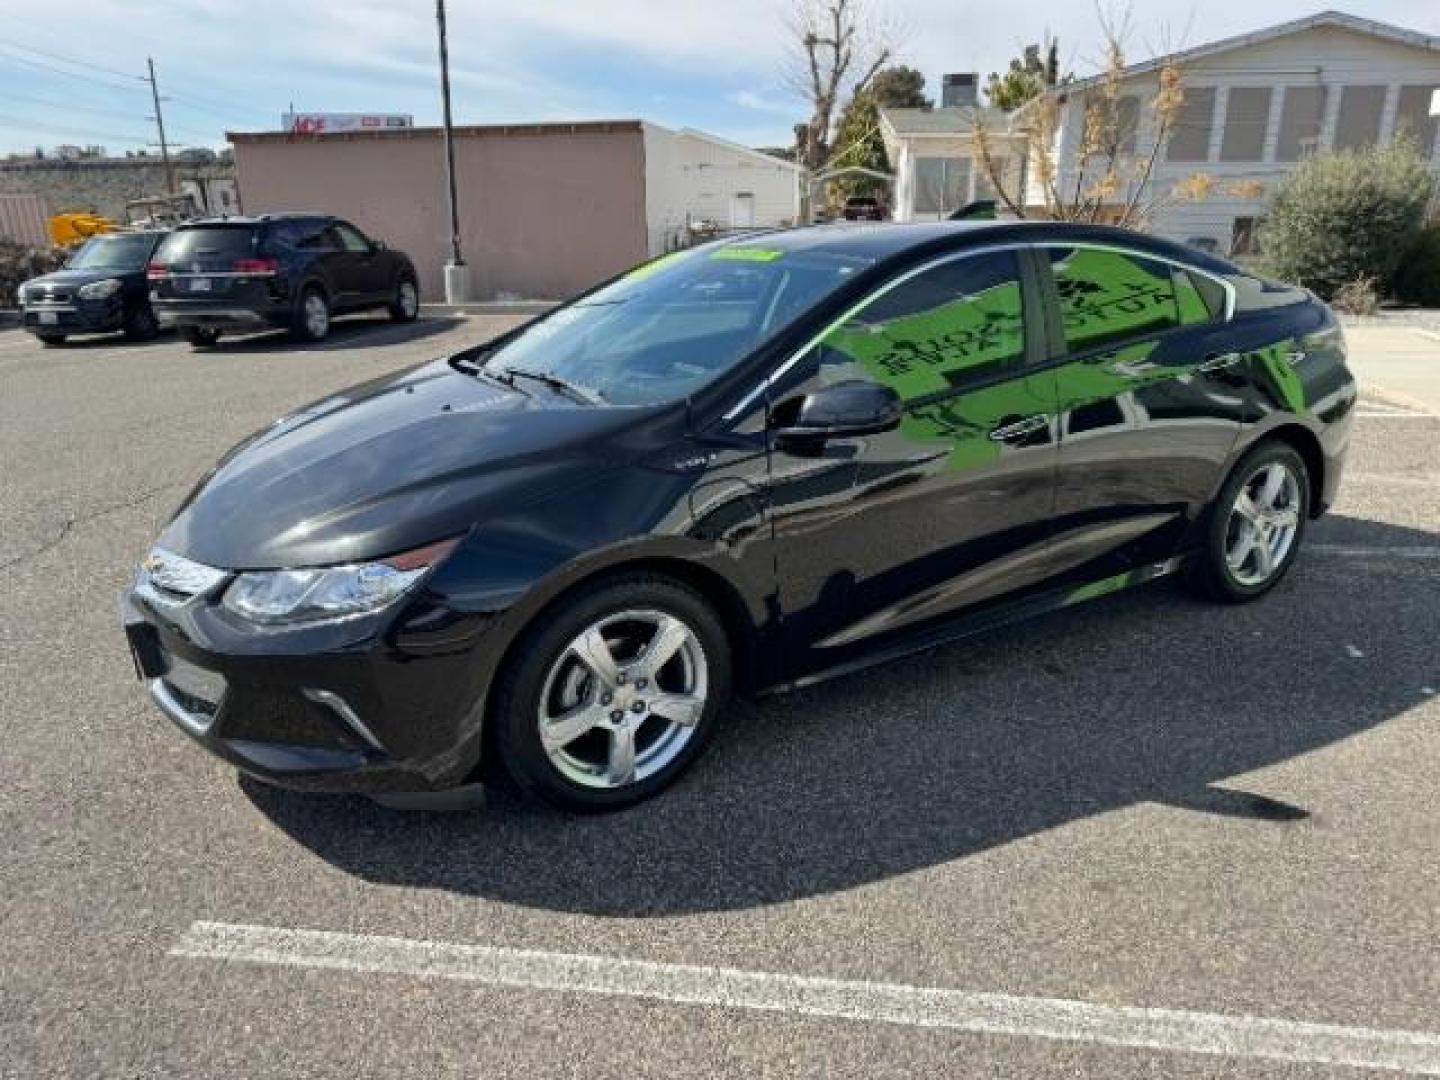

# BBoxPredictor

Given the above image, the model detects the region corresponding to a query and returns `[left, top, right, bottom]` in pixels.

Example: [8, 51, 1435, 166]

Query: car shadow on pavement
[37, 331, 177, 350]
[194, 314, 463, 354]
[243, 514, 1438, 916]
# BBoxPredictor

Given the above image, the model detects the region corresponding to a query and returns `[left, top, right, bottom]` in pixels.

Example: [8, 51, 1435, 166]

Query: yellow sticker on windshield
[710, 246, 784, 263]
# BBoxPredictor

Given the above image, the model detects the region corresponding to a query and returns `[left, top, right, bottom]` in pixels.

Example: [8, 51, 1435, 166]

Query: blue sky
[2, 1, 1438, 157]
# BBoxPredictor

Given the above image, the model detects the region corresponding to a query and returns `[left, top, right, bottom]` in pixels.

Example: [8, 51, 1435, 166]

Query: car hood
[24, 267, 141, 289]
[157, 359, 682, 569]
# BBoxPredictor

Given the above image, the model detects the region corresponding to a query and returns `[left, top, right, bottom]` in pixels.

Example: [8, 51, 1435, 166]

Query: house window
[914, 157, 971, 214]
[1333, 85, 1386, 151]
[1220, 87, 1272, 162]
[1394, 85, 1440, 159]
[1231, 217, 1262, 257]
[1276, 86, 1327, 161]
[1166, 87, 1216, 162]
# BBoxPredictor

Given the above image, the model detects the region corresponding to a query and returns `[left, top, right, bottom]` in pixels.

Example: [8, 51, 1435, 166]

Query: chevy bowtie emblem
[142, 552, 166, 574]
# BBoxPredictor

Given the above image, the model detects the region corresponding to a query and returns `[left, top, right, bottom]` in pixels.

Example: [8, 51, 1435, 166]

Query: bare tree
[786, 0, 895, 171]
[972, 9, 1220, 228]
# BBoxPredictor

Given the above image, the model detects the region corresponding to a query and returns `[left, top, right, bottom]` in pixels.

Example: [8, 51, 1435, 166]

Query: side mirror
[772, 379, 903, 445]
[371, 239, 388, 252]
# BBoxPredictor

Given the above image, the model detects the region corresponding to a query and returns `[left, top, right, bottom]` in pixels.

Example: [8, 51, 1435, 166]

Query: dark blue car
[19, 231, 168, 345]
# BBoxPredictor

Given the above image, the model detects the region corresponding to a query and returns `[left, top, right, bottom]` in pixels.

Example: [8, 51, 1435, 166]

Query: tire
[389, 276, 419, 322]
[490, 573, 732, 812]
[290, 285, 330, 342]
[1188, 440, 1310, 603]
[122, 303, 160, 342]
[182, 326, 221, 348]
[35, 332, 67, 346]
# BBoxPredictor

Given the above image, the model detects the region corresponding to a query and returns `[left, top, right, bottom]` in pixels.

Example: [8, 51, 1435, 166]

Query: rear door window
[1045, 247, 1215, 354]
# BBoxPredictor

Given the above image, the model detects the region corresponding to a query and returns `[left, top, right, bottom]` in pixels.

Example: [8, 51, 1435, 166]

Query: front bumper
[21, 299, 123, 335]
[120, 585, 493, 796]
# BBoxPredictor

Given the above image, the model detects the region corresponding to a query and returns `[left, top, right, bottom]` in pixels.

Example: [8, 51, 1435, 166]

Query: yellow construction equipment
[48, 211, 117, 246]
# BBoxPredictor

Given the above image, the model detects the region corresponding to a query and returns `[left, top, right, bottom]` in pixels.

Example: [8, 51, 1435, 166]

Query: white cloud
[729, 90, 800, 115]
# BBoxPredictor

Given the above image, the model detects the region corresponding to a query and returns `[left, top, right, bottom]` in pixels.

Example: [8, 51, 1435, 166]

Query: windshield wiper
[501, 367, 607, 406]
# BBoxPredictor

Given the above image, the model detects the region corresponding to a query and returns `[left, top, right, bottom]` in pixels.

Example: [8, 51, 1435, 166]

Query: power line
[0, 90, 152, 122]
[1, 39, 266, 129]
[0, 47, 146, 93]
[1, 39, 144, 82]
[0, 114, 151, 145]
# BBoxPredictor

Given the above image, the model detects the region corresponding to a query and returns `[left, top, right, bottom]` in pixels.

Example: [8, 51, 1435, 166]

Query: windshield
[481, 243, 873, 406]
[67, 233, 159, 272]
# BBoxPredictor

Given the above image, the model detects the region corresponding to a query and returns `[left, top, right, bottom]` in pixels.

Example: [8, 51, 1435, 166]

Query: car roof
[176, 213, 329, 229]
[712, 221, 1238, 275]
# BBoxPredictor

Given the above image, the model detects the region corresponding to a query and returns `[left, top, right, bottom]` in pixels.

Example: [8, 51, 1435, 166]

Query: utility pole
[145, 57, 175, 194]
[436, 0, 470, 302]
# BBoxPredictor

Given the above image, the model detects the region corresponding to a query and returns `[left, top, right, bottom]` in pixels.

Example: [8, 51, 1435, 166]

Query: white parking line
[172, 921, 1440, 1075]
[1310, 545, 1440, 559]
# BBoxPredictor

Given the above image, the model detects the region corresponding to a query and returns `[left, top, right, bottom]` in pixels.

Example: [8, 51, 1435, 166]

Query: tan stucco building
[228, 120, 801, 301]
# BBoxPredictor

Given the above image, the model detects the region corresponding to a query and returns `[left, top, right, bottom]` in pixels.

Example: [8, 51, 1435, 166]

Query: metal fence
[0, 194, 50, 248]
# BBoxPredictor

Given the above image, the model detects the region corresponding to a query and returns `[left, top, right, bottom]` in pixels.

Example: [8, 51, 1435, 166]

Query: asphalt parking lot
[1, 313, 1437, 1078]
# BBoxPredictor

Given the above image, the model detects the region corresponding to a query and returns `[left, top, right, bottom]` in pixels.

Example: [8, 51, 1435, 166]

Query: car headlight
[221, 537, 459, 626]
[77, 278, 123, 300]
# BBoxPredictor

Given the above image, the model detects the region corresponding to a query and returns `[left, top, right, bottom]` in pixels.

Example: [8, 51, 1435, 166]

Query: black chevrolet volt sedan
[122, 222, 1354, 812]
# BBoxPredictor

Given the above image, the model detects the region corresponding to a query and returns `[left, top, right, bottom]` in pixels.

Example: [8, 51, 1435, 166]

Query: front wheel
[1189, 441, 1310, 602]
[389, 277, 419, 322]
[490, 574, 731, 812]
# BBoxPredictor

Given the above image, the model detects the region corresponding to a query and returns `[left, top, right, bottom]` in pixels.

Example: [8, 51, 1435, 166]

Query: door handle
[1198, 351, 1242, 373]
[988, 414, 1050, 442]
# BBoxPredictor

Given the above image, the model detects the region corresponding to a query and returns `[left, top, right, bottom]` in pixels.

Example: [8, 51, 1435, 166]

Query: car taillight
[145, 261, 168, 280]
[231, 257, 279, 274]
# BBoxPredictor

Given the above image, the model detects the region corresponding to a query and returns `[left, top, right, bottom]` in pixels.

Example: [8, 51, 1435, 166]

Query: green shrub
[1258, 139, 1432, 301]
[1390, 223, 1440, 307]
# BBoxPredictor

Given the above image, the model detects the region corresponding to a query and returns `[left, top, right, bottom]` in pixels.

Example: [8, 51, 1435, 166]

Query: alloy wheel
[399, 281, 418, 319]
[304, 293, 329, 338]
[536, 609, 708, 789]
[1224, 461, 1301, 586]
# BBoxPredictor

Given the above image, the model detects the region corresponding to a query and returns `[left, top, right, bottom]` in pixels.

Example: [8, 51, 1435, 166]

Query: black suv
[148, 214, 420, 347]
[19, 230, 168, 345]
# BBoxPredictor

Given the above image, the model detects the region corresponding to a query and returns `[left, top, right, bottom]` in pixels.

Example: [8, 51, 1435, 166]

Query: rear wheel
[35, 332, 66, 346]
[122, 303, 160, 341]
[290, 286, 330, 342]
[182, 326, 221, 348]
[1189, 441, 1310, 602]
[389, 277, 419, 322]
[490, 574, 731, 812]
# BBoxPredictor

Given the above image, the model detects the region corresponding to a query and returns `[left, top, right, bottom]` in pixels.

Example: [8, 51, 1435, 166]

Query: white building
[641, 125, 804, 254]
[882, 11, 1440, 255]
[879, 105, 1025, 221]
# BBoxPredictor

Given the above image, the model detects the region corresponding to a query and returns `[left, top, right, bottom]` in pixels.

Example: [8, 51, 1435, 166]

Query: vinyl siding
[1047, 24, 1440, 253]
[640, 125, 800, 254]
